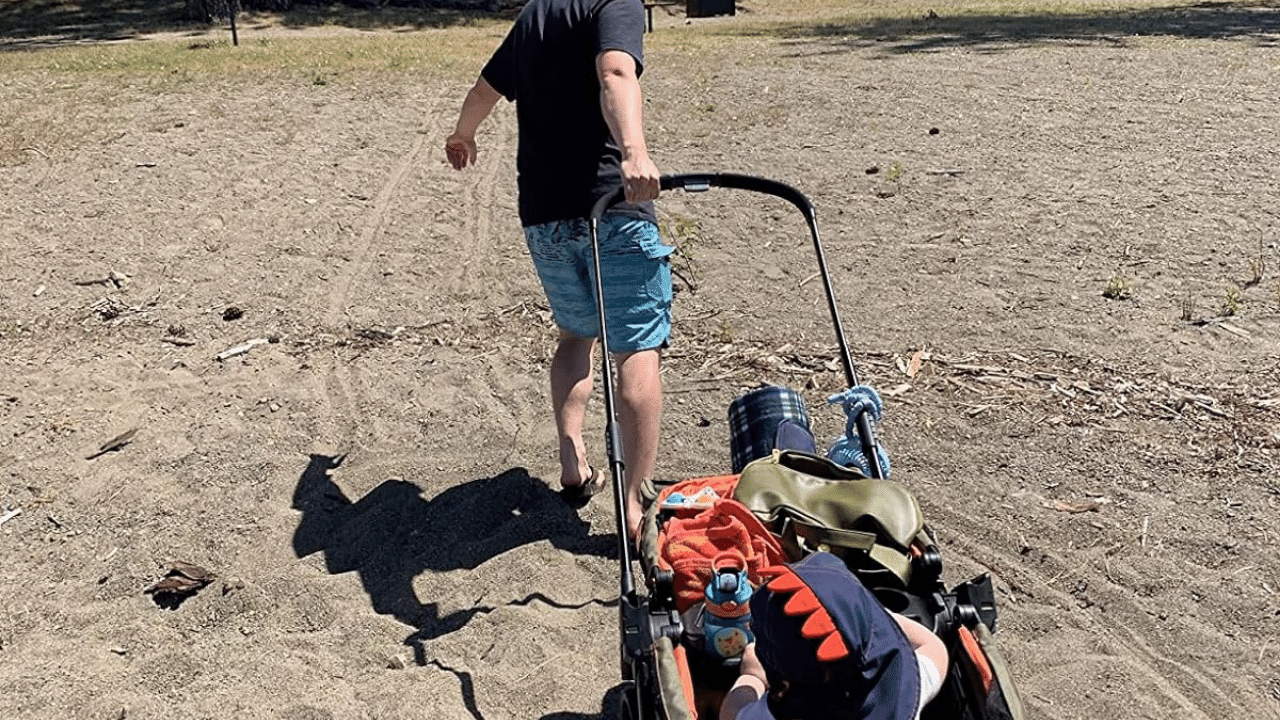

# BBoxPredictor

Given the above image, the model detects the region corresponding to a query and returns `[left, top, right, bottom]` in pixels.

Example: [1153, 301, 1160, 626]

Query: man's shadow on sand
[291, 454, 618, 665]
[540, 685, 625, 720]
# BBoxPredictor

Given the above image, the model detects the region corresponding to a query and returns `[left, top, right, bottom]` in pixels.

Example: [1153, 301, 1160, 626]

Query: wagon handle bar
[590, 173, 886, 596]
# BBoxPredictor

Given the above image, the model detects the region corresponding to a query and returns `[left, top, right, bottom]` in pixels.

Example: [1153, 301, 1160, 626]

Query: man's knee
[557, 328, 597, 346]
[613, 347, 662, 369]
[613, 348, 662, 400]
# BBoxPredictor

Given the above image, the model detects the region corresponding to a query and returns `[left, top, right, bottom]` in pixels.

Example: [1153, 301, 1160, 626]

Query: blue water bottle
[702, 551, 754, 658]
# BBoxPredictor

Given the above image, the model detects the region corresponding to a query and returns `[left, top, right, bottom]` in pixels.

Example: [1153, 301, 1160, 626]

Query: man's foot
[560, 466, 606, 507]
[625, 494, 645, 546]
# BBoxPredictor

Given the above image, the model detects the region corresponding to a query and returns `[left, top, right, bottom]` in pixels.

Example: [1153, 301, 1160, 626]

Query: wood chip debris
[86, 428, 138, 460]
[906, 349, 928, 378]
[73, 270, 131, 289]
[883, 383, 912, 397]
[1044, 498, 1105, 514]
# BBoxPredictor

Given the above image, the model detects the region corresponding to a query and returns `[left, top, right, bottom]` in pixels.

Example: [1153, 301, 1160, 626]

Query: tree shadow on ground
[291, 454, 618, 662]
[729, 1, 1280, 55]
[0, 0, 499, 51]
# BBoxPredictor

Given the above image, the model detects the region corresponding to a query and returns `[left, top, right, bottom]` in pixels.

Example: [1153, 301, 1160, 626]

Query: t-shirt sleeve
[734, 695, 777, 720]
[480, 28, 518, 101]
[594, 0, 646, 76]
[915, 648, 944, 717]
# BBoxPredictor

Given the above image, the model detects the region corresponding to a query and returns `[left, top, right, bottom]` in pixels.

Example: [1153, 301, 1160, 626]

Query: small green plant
[1102, 274, 1133, 300]
[0, 315, 27, 339]
[1221, 285, 1243, 316]
[1242, 235, 1266, 288]
[873, 161, 906, 198]
[717, 319, 735, 344]
[696, 102, 716, 113]
[665, 214, 702, 254]
[661, 213, 703, 290]
[1244, 255, 1265, 288]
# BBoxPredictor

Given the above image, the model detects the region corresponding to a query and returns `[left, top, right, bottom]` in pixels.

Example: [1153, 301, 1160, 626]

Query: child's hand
[721, 644, 767, 720]
[739, 643, 766, 683]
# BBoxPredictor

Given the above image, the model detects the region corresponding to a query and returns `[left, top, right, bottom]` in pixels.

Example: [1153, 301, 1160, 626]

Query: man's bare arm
[597, 49, 660, 202]
[446, 76, 503, 170]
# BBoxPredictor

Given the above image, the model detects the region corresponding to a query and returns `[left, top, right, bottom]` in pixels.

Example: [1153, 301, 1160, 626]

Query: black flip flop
[560, 467, 605, 507]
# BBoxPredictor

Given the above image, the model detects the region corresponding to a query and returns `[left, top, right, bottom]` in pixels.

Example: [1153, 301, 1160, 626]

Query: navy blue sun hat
[749, 552, 920, 720]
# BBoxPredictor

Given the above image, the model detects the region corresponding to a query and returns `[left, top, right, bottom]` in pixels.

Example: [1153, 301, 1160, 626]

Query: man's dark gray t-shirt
[481, 0, 657, 227]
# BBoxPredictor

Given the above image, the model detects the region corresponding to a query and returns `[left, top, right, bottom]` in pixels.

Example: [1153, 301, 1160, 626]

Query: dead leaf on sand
[906, 349, 929, 378]
[145, 561, 216, 607]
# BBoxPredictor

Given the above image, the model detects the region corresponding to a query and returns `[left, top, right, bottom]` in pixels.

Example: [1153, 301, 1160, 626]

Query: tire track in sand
[309, 86, 449, 452]
[443, 101, 514, 297]
[322, 91, 443, 332]
[926, 504, 1252, 719]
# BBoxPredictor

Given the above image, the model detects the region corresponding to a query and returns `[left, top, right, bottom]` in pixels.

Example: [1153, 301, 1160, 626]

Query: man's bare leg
[551, 332, 596, 489]
[615, 348, 662, 542]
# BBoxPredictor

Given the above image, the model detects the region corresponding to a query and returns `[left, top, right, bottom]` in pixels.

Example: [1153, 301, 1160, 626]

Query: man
[445, 0, 668, 542]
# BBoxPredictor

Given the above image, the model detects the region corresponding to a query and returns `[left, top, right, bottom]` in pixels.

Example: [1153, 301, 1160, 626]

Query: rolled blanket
[728, 385, 815, 473]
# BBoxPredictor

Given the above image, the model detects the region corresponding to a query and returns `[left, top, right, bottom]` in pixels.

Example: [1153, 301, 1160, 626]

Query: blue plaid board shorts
[524, 214, 674, 353]
[728, 386, 813, 473]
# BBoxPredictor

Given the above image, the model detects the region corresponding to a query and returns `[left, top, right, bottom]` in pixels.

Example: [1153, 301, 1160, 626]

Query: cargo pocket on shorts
[636, 223, 676, 261]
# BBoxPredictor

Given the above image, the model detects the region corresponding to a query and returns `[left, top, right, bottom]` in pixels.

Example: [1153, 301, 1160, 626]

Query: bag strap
[778, 516, 915, 586]
[775, 448, 867, 480]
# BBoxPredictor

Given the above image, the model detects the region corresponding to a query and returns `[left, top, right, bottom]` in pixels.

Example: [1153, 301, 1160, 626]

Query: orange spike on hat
[782, 585, 823, 617]
[766, 570, 807, 593]
[816, 631, 852, 662]
[764, 567, 852, 662]
[799, 608, 837, 639]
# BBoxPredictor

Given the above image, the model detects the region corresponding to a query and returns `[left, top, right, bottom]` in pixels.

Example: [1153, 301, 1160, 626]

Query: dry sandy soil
[3, 1, 1280, 719]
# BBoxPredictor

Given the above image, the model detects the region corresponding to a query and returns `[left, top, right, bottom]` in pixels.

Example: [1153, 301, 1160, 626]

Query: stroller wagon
[587, 175, 1026, 720]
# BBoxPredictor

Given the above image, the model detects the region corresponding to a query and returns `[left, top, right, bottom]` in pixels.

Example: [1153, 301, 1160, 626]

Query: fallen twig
[0, 507, 22, 527]
[86, 428, 138, 460]
[215, 337, 269, 361]
[1044, 498, 1103, 514]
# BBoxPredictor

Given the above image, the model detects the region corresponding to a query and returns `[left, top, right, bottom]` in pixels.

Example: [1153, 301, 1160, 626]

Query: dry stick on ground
[1045, 542, 1126, 588]
[85, 428, 138, 460]
[0, 508, 22, 527]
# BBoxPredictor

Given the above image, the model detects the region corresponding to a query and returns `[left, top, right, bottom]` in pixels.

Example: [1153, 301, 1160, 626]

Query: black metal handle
[591, 173, 816, 224]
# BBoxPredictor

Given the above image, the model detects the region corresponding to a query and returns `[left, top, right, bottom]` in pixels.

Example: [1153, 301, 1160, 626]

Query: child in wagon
[720, 552, 949, 720]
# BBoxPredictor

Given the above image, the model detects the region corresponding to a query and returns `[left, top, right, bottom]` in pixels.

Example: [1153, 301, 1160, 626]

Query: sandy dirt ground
[2, 2, 1280, 719]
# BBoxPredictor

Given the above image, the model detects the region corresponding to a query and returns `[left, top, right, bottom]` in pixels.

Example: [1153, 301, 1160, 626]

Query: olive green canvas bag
[731, 449, 929, 588]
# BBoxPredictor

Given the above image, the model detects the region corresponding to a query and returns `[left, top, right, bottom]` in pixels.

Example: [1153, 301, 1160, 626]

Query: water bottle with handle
[702, 551, 754, 658]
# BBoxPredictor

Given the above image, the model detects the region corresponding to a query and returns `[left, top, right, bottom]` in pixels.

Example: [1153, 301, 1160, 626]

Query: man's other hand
[445, 133, 478, 170]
